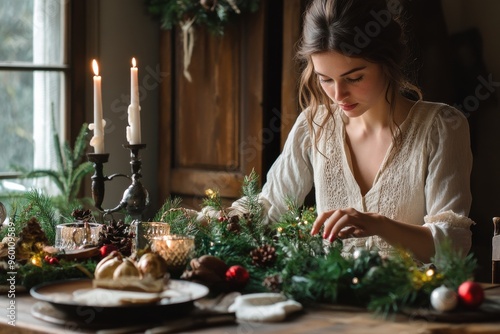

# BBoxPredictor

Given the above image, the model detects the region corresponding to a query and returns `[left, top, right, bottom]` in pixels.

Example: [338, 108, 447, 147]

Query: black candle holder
[87, 144, 149, 221]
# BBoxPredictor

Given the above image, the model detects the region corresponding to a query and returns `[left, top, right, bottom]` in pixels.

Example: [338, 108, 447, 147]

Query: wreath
[144, 0, 260, 81]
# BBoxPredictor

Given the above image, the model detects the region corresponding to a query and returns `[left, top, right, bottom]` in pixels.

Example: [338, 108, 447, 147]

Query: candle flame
[132, 57, 137, 68]
[92, 59, 99, 76]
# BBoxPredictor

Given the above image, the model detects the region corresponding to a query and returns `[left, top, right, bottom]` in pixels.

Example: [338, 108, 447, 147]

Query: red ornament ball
[44, 255, 59, 265]
[225, 265, 250, 287]
[458, 281, 484, 308]
[100, 244, 118, 258]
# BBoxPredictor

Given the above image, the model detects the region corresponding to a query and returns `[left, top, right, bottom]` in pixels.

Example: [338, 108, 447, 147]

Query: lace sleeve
[423, 210, 475, 256]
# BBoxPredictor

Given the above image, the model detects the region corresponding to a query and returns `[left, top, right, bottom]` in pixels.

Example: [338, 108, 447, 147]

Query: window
[0, 0, 67, 194]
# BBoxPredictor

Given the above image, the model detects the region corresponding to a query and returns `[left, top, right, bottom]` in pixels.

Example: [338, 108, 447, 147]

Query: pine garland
[0, 170, 478, 315]
[155, 171, 478, 314]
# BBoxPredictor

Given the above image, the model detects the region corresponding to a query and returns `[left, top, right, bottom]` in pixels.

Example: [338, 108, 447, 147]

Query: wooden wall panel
[158, 29, 173, 207]
[281, 0, 305, 146]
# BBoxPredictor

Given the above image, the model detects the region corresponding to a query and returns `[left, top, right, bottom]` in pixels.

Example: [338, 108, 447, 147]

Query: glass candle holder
[131, 221, 171, 252]
[55, 222, 103, 250]
[151, 234, 195, 277]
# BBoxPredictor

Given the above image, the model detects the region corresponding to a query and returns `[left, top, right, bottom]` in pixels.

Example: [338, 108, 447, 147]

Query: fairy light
[30, 255, 42, 267]
[205, 189, 216, 199]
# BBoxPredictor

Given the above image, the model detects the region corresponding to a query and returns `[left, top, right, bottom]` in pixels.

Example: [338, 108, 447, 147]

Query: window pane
[0, 0, 64, 65]
[33, 70, 64, 173]
[0, 0, 33, 62]
[33, 0, 64, 65]
[0, 70, 34, 172]
[0, 70, 64, 174]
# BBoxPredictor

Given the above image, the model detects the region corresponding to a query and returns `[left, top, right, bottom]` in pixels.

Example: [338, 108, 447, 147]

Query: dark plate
[402, 298, 500, 323]
[30, 278, 208, 326]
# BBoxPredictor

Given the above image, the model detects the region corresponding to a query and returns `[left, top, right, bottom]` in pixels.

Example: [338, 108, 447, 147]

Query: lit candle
[126, 57, 141, 144]
[131, 57, 139, 106]
[89, 59, 105, 153]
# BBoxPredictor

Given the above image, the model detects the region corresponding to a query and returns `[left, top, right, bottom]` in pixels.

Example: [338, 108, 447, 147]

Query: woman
[232, 0, 473, 263]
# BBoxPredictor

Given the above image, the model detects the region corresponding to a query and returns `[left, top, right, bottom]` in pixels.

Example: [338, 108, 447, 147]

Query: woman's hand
[310, 208, 383, 242]
[310, 208, 435, 262]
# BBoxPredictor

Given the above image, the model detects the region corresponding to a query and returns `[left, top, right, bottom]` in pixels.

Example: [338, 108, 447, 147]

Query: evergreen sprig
[280, 244, 351, 305]
[202, 189, 223, 210]
[21, 120, 93, 204]
[274, 198, 325, 260]
[240, 170, 263, 223]
[153, 197, 184, 223]
[432, 240, 477, 290]
[17, 260, 96, 290]
[2, 189, 59, 244]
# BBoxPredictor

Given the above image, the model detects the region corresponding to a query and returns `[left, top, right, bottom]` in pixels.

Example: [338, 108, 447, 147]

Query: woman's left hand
[310, 208, 382, 242]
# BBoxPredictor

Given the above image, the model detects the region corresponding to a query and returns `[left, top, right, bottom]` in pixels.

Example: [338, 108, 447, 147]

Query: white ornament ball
[430, 285, 458, 312]
[353, 248, 368, 260]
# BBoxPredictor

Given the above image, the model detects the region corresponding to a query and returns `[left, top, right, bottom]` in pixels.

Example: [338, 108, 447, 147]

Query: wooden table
[2, 286, 500, 334]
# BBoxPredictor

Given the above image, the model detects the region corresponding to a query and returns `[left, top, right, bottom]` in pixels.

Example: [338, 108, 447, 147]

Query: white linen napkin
[228, 292, 303, 322]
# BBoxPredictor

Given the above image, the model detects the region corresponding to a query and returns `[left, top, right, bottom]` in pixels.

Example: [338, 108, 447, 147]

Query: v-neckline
[342, 130, 393, 198]
[340, 100, 420, 198]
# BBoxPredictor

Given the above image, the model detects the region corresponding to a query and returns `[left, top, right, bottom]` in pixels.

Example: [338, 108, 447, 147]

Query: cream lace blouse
[234, 100, 474, 259]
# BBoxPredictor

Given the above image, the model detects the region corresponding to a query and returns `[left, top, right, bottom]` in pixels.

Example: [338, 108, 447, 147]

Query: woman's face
[311, 51, 389, 118]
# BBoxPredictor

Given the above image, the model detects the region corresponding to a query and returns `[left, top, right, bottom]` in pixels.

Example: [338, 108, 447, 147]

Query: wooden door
[159, 4, 266, 209]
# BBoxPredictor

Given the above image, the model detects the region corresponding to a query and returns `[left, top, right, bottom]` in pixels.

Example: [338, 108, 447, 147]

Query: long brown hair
[296, 0, 422, 148]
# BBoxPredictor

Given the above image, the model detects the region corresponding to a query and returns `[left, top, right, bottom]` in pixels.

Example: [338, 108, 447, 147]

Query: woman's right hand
[310, 208, 382, 242]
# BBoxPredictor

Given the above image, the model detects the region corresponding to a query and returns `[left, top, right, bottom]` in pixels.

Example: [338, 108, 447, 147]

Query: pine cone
[242, 213, 253, 226]
[200, 0, 217, 11]
[250, 244, 277, 267]
[15, 217, 48, 260]
[97, 220, 134, 256]
[263, 274, 282, 292]
[226, 215, 241, 233]
[71, 208, 94, 222]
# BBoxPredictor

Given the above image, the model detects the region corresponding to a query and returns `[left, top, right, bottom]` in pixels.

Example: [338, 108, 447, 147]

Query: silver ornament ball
[430, 285, 458, 312]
